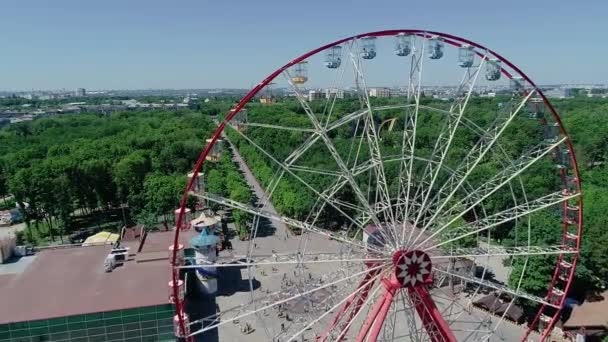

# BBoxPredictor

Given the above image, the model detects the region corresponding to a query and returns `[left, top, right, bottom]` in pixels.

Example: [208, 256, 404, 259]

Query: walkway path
[214, 116, 289, 240]
[221, 132, 290, 238]
[219, 131, 339, 254]
[213, 130, 343, 342]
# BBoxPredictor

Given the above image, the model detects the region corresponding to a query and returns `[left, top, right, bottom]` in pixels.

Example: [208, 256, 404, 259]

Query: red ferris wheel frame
[170, 29, 583, 341]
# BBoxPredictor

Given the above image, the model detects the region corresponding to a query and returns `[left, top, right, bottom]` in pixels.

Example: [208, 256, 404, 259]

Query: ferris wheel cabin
[173, 312, 190, 338]
[173, 208, 192, 231]
[291, 61, 308, 84]
[360, 36, 377, 60]
[544, 122, 561, 143]
[187, 171, 203, 193]
[205, 138, 223, 162]
[485, 58, 502, 81]
[458, 44, 474, 67]
[394, 33, 412, 57]
[527, 98, 545, 120]
[428, 36, 444, 60]
[232, 108, 248, 130]
[325, 45, 342, 68]
[510, 76, 526, 92]
[168, 279, 185, 305]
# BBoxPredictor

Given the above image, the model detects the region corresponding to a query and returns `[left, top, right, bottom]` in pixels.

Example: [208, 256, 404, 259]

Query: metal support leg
[368, 279, 398, 341]
[318, 268, 380, 341]
[355, 286, 390, 342]
[407, 286, 457, 342]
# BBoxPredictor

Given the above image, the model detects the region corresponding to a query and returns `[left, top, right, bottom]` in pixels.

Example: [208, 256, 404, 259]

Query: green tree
[506, 211, 562, 296]
[143, 173, 182, 230]
[136, 210, 159, 232]
[114, 151, 152, 210]
[0, 162, 8, 203]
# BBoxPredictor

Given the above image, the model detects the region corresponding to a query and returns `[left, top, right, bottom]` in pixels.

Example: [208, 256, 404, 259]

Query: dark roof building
[473, 292, 524, 323]
[563, 291, 608, 340]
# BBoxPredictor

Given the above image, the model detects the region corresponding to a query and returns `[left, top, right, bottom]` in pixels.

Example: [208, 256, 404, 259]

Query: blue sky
[0, 0, 606, 90]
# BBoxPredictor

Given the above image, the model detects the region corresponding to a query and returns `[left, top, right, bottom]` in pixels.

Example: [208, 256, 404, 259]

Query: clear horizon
[1, 0, 607, 91]
[4, 83, 605, 94]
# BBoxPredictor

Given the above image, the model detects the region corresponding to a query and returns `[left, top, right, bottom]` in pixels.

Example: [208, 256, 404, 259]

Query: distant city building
[325, 88, 344, 99]
[368, 87, 390, 98]
[10, 115, 35, 124]
[21, 94, 37, 100]
[544, 87, 572, 99]
[75, 88, 86, 97]
[389, 88, 406, 97]
[308, 90, 324, 101]
[121, 99, 139, 106]
[260, 95, 276, 104]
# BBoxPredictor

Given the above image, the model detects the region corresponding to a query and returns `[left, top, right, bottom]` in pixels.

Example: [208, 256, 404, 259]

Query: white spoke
[431, 289, 481, 336]
[420, 189, 579, 250]
[231, 128, 379, 237]
[333, 273, 386, 341]
[283, 133, 321, 165]
[433, 268, 559, 309]
[188, 263, 387, 336]
[285, 268, 385, 342]
[397, 37, 425, 241]
[319, 52, 349, 129]
[408, 57, 486, 241]
[240, 122, 316, 133]
[399, 291, 424, 342]
[303, 173, 372, 234]
[225, 131, 320, 255]
[239, 133, 325, 295]
[178, 257, 388, 269]
[194, 191, 384, 254]
[348, 43, 397, 232]
[324, 105, 408, 132]
[408, 90, 536, 247]
[431, 245, 577, 259]
[416, 138, 568, 250]
[448, 58, 487, 114]
[418, 105, 488, 137]
[300, 172, 379, 244]
[283, 69, 392, 245]
[288, 164, 341, 177]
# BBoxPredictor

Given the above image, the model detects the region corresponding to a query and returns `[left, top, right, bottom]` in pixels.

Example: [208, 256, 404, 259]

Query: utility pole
[121, 203, 127, 228]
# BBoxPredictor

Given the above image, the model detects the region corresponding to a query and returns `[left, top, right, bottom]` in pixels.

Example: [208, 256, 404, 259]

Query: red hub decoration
[393, 250, 433, 288]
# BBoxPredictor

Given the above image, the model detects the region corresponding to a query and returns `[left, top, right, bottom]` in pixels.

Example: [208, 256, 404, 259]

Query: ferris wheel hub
[392, 250, 433, 288]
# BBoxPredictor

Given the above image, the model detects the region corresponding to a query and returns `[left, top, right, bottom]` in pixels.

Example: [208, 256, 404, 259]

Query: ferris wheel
[170, 30, 583, 342]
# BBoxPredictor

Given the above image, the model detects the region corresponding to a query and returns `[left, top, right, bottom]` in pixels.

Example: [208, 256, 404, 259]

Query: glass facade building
[0, 304, 174, 342]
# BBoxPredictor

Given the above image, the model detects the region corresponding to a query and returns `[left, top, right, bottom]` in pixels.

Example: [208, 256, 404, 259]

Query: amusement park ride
[169, 30, 583, 341]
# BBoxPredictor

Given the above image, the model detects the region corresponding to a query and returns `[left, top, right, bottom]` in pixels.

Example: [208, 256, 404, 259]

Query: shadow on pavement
[184, 269, 219, 342]
[183, 259, 263, 342]
[251, 216, 276, 238]
[217, 259, 261, 296]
